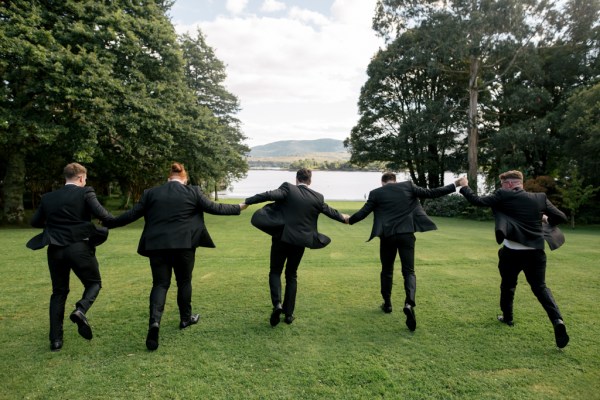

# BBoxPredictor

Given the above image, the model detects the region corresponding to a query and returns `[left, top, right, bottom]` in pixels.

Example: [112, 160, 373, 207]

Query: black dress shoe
[180, 314, 200, 329]
[146, 322, 160, 351]
[284, 315, 295, 325]
[553, 319, 569, 349]
[270, 305, 283, 327]
[381, 303, 393, 313]
[50, 340, 63, 352]
[69, 309, 93, 340]
[403, 304, 416, 331]
[497, 315, 514, 326]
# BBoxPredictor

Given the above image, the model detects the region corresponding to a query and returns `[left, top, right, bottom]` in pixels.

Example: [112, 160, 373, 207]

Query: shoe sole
[70, 312, 93, 340]
[403, 307, 416, 331]
[554, 324, 569, 348]
[270, 308, 283, 327]
[146, 326, 159, 351]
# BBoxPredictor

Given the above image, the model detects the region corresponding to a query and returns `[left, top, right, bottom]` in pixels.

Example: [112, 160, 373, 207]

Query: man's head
[296, 168, 312, 185]
[168, 162, 188, 184]
[381, 172, 397, 185]
[500, 170, 523, 189]
[63, 163, 87, 187]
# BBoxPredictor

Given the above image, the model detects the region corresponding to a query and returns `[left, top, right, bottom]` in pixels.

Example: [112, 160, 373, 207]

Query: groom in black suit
[29, 163, 114, 351]
[244, 168, 349, 326]
[349, 172, 460, 331]
[458, 170, 570, 348]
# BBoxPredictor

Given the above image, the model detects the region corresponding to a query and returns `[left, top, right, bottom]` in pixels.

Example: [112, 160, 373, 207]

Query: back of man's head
[499, 170, 523, 182]
[381, 172, 397, 184]
[296, 168, 312, 185]
[63, 163, 87, 180]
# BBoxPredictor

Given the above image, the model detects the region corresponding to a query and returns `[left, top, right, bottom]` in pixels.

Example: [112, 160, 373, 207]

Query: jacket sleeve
[413, 183, 456, 199]
[30, 204, 46, 228]
[459, 186, 501, 207]
[245, 183, 289, 205]
[197, 188, 241, 215]
[349, 196, 375, 225]
[321, 202, 345, 223]
[104, 192, 147, 228]
[84, 187, 115, 222]
[544, 197, 567, 226]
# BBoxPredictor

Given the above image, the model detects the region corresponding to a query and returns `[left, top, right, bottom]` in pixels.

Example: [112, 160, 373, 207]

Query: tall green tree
[0, 0, 211, 216]
[486, 0, 599, 186]
[561, 83, 600, 188]
[346, 14, 466, 187]
[179, 30, 248, 197]
[0, 0, 117, 222]
[372, 0, 562, 192]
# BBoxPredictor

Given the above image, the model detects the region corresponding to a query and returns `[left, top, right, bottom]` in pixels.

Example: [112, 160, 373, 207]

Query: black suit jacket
[460, 186, 567, 250]
[28, 185, 113, 250]
[105, 181, 240, 256]
[349, 181, 456, 241]
[245, 182, 345, 249]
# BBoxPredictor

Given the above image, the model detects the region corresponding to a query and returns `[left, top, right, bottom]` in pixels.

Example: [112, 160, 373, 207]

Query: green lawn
[1, 200, 599, 399]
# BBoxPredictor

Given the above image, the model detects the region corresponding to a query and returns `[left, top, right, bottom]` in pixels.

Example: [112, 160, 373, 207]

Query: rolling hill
[249, 138, 348, 159]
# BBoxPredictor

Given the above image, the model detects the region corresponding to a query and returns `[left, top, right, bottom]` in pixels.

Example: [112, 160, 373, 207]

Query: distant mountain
[249, 138, 347, 158]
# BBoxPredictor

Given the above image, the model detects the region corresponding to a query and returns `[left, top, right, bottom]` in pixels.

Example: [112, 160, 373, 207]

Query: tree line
[0, 0, 248, 223]
[346, 0, 599, 223]
[2, 1, 599, 225]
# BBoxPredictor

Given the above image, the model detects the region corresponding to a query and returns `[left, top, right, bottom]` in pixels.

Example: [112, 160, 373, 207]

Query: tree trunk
[214, 182, 218, 201]
[468, 55, 480, 193]
[3, 151, 26, 224]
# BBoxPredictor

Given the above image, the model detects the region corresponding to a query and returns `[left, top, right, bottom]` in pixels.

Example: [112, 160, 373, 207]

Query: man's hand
[455, 176, 468, 187]
[239, 203, 248, 211]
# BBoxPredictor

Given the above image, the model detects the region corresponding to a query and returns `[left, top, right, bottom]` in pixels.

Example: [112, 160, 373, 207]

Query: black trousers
[148, 249, 196, 326]
[497, 246, 563, 323]
[379, 233, 416, 307]
[47, 241, 102, 342]
[269, 237, 305, 316]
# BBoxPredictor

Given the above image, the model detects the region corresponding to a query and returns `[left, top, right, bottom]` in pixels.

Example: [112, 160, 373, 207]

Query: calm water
[221, 170, 465, 201]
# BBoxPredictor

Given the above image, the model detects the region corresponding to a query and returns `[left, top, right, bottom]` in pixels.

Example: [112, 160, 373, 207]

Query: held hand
[239, 203, 248, 211]
[342, 213, 350, 224]
[542, 214, 548, 224]
[455, 176, 468, 187]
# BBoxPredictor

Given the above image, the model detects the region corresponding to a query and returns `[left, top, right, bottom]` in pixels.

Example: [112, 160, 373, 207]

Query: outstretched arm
[321, 202, 347, 223]
[245, 183, 289, 206]
[348, 198, 374, 225]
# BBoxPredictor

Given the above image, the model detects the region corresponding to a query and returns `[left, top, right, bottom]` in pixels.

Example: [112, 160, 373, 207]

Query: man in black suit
[104, 163, 246, 350]
[458, 171, 570, 348]
[244, 168, 349, 326]
[348, 172, 460, 331]
[29, 163, 114, 351]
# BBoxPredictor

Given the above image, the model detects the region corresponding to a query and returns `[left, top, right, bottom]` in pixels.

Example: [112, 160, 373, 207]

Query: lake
[220, 170, 468, 201]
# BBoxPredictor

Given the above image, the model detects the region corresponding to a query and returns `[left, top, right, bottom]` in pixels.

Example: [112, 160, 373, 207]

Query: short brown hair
[169, 162, 188, 181]
[381, 172, 397, 183]
[63, 163, 87, 180]
[499, 170, 523, 182]
[296, 168, 312, 184]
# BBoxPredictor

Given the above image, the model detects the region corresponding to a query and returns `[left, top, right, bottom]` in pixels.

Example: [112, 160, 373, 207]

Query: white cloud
[260, 0, 286, 13]
[175, 0, 383, 146]
[288, 6, 329, 26]
[226, 0, 248, 15]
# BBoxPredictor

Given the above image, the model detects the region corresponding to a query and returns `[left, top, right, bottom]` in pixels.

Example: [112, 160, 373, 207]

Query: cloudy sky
[168, 0, 384, 147]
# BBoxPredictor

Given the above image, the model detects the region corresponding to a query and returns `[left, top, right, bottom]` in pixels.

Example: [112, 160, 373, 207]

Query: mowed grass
[1, 200, 599, 400]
